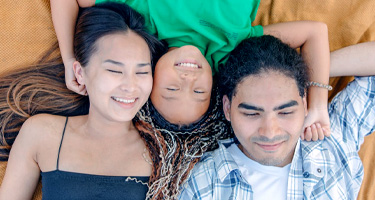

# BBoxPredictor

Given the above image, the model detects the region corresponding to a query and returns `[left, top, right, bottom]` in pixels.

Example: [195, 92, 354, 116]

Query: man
[179, 36, 375, 199]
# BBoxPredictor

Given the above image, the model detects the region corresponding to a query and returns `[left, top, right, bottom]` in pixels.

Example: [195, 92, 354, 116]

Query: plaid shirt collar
[214, 138, 336, 186]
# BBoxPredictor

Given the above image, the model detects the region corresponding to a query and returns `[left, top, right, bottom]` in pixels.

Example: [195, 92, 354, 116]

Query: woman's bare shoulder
[18, 114, 68, 143]
[21, 114, 67, 132]
[9, 114, 70, 167]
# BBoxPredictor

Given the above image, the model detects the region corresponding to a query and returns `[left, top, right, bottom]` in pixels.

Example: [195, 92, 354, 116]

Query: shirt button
[303, 172, 310, 178]
[317, 168, 322, 173]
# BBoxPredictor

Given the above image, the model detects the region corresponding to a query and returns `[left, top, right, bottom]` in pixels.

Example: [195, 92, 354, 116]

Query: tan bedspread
[0, 0, 374, 199]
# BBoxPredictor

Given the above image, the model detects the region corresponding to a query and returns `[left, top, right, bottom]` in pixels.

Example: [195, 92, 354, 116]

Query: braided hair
[135, 84, 232, 199]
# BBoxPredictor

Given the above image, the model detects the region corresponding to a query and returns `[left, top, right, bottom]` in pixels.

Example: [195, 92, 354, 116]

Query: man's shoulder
[190, 139, 238, 180]
[193, 140, 230, 171]
[180, 139, 240, 199]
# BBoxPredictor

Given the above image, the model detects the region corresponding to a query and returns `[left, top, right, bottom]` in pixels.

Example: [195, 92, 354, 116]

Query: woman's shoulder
[22, 114, 67, 132]
[18, 114, 68, 143]
[9, 114, 70, 166]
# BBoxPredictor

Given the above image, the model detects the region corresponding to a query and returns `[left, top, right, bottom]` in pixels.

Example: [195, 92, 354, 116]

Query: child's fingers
[67, 80, 87, 95]
[304, 127, 312, 141]
[77, 84, 87, 96]
[311, 124, 318, 141]
[322, 127, 331, 137]
[316, 123, 325, 140]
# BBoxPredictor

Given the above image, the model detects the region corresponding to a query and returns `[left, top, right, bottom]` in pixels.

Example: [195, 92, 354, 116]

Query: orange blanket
[1, 0, 374, 199]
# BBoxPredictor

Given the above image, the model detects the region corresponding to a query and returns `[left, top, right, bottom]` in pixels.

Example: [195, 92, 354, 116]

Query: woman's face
[76, 31, 153, 122]
[150, 45, 212, 125]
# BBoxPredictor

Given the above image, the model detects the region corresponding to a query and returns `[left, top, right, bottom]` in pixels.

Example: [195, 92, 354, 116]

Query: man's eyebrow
[238, 103, 264, 111]
[238, 100, 298, 111]
[273, 100, 298, 111]
[103, 59, 151, 67]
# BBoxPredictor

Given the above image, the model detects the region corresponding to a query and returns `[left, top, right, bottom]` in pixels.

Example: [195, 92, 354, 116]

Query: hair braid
[135, 85, 232, 199]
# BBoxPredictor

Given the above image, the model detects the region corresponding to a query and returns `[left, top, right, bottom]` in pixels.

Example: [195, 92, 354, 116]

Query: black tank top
[41, 117, 149, 200]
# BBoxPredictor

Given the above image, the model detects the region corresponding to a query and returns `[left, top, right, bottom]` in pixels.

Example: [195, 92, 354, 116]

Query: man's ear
[223, 95, 231, 121]
[73, 61, 85, 85]
[302, 92, 308, 117]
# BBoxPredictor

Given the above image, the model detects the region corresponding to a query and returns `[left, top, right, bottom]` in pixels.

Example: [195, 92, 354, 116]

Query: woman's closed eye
[106, 69, 122, 74]
[136, 71, 150, 75]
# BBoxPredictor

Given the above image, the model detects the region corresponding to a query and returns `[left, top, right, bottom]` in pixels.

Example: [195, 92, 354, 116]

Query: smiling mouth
[175, 62, 201, 69]
[111, 97, 136, 104]
[256, 142, 284, 152]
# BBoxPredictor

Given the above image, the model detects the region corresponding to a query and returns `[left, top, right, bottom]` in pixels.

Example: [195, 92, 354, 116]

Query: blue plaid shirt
[179, 76, 375, 200]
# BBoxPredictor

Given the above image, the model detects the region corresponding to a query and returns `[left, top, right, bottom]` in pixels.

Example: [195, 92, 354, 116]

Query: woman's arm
[330, 41, 375, 77]
[50, 0, 95, 95]
[0, 118, 42, 199]
[263, 21, 330, 141]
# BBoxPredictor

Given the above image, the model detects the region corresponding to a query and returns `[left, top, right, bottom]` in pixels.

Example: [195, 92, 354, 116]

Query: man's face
[223, 71, 307, 167]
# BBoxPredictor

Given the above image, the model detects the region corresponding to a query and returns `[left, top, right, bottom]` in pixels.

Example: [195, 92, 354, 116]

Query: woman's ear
[73, 61, 85, 85]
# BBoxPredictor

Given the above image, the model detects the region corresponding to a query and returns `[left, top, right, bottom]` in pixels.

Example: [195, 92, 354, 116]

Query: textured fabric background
[0, 0, 374, 199]
[0, 0, 56, 75]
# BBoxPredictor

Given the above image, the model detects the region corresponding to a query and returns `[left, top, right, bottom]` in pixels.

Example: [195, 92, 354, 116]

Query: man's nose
[258, 116, 281, 138]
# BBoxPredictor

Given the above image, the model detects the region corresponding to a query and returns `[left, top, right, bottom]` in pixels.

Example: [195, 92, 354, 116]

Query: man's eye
[245, 113, 259, 117]
[194, 90, 205, 94]
[107, 69, 122, 74]
[280, 111, 293, 115]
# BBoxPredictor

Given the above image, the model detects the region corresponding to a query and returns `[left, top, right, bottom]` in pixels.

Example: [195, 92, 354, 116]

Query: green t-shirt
[96, 0, 263, 74]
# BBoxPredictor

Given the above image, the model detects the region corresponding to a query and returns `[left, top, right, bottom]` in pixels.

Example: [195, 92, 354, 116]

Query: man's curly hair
[220, 35, 310, 101]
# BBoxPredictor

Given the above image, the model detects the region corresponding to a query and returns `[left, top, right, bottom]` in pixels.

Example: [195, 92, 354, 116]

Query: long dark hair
[0, 4, 169, 197]
[0, 2, 164, 157]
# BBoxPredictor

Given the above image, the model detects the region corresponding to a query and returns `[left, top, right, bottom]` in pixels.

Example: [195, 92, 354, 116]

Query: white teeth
[178, 63, 199, 68]
[112, 97, 136, 103]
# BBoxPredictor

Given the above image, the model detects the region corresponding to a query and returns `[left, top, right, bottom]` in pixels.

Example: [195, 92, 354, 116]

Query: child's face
[150, 45, 212, 125]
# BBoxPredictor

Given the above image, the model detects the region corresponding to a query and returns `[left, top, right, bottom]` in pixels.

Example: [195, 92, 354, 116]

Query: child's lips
[175, 59, 202, 68]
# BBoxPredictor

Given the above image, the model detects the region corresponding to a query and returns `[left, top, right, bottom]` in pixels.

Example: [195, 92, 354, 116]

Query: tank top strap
[56, 117, 69, 170]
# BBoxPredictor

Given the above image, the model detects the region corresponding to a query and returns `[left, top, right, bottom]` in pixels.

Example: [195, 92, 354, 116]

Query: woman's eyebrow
[103, 59, 124, 66]
[103, 59, 151, 67]
[137, 63, 151, 68]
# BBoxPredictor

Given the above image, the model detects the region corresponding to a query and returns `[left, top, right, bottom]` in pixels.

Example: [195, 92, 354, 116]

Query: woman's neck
[82, 110, 137, 139]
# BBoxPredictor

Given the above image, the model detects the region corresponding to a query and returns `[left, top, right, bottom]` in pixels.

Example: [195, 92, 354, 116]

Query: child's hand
[64, 58, 87, 95]
[301, 108, 331, 141]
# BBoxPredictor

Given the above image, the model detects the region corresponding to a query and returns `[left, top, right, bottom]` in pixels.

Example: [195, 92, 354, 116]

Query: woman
[0, 3, 164, 199]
